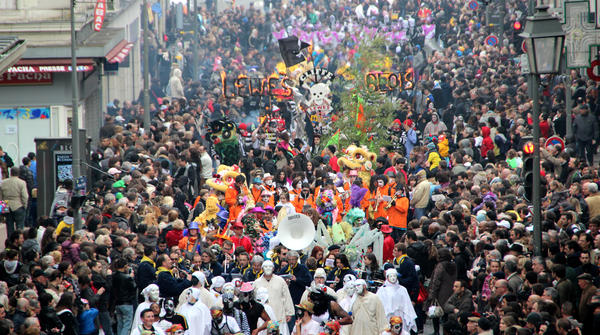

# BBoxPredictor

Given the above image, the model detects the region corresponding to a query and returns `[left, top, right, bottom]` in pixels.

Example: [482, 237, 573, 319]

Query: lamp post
[70, 1, 82, 230]
[520, 5, 565, 256]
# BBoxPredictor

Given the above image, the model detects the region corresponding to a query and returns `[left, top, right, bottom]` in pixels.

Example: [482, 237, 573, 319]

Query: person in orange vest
[291, 182, 312, 213]
[387, 180, 410, 242]
[371, 175, 390, 220]
[225, 175, 246, 224]
[250, 175, 264, 204]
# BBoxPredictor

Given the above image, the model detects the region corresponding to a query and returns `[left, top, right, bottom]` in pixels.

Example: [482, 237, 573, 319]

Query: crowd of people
[2, 0, 600, 335]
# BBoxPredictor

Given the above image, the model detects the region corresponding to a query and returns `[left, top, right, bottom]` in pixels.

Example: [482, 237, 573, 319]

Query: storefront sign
[0, 107, 51, 120]
[0, 72, 52, 85]
[6, 65, 93, 73]
[94, 0, 107, 32]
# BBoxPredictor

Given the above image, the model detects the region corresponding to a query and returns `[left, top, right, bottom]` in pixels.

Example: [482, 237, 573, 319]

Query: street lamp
[520, 5, 565, 256]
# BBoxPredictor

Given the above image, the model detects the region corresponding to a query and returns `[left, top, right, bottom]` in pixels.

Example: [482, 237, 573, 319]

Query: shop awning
[0, 36, 27, 75]
[105, 39, 134, 64]
[7, 58, 95, 73]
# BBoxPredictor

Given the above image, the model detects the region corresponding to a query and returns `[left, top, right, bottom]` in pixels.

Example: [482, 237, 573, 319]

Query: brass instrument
[368, 190, 381, 220]
[385, 190, 402, 209]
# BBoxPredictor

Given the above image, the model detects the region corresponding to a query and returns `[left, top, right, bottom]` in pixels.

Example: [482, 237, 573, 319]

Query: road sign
[468, 0, 479, 11]
[485, 35, 499, 46]
[545, 136, 565, 151]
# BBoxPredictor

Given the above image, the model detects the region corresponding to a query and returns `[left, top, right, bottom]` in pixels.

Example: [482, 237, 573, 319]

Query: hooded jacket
[410, 170, 430, 209]
[480, 126, 495, 158]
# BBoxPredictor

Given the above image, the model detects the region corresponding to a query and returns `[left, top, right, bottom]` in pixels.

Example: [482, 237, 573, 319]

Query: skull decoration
[308, 83, 331, 106]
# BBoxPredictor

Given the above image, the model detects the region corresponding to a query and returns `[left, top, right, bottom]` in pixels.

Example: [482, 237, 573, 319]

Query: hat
[249, 207, 266, 214]
[380, 225, 393, 233]
[509, 243, 524, 254]
[403, 119, 413, 127]
[349, 170, 358, 176]
[467, 316, 480, 323]
[121, 161, 133, 172]
[478, 317, 492, 331]
[239, 123, 248, 131]
[296, 302, 314, 313]
[526, 312, 543, 327]
[264, 205, 275, 212]
[374, 217, 389, 225]
[393, 119, 402, 125]
[108, 167, 121, 175]
[192, 271, 207, 285]
[314, 268, 327, 279]
[497, 220, 511, 229]
[240, 282, 254, 293]
[32, 269, 46, 278]
[188, 221, 199, 230]
[263, 173, 273, 180]
[232, 221, 244, 229]
[483, 244, 495, 251]
[211, 276, 225, 289]
[328, 244, 341, 251]
[577, 273, 593, 281]
[112, 180, 125, 189]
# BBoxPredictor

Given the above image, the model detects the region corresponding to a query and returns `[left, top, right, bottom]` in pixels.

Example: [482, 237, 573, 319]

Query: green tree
[325, 38, 399, 151]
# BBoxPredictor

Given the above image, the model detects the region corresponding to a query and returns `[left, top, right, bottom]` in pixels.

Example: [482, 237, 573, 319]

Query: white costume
[177, 288, 211, 335]
[337, 275, 357, 335]
[130, 324, 166, 335]
[256, 287, 278, 335]
[376, 269, 417, 333]
[253, 261, 294, 335]
[349, 280, 387, 335]
[210, 276, 225, 300]
[133, 284, 161, 330]
[178, 271, 216, 308]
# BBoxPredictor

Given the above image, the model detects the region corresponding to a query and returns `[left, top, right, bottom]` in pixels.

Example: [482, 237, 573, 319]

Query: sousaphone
[277, 213, 316, 251]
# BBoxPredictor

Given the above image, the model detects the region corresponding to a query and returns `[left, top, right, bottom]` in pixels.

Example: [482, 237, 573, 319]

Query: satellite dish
[277, 213, 316, 251]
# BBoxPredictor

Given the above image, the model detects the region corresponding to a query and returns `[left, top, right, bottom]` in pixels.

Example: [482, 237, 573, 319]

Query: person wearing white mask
[210, 276, 226, 299]
[253, 260, 294, 335]
[300, 268, 337, 305]
[255, 287, 278, 335]
[177, 288, 211, 335]
[376, 269, 417, 333]
[349, 279, 387, 335]
[132, 284, 161, 330]
[178, 271, 215, 309]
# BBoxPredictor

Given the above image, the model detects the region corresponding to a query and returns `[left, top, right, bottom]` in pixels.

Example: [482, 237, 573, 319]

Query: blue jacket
[404, 128, 418, 157]
[135, 260, 157, 292]
[395, 255, 420, 300]
[156, 270, 191, 298]
[79, 308, 99, 335]
[279, 263, 312, 304]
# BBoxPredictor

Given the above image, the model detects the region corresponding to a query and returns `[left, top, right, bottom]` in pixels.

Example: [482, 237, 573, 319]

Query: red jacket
[165, 229, 183, 248]
[480, 126, 494, 158]
[383, 235, 395, 262]
[230, 235, 253, 254]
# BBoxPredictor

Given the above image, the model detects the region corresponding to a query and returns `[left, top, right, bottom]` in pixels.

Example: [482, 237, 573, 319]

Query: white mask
[263, 264, 274, 276]
[344, 281, 356, 296]
[354, 282, 366, 295]
[387, 272, 398, 284]
[265, 180, 273, 186]
[149, 287, 160, 302]
[223, 283, 235, 296]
